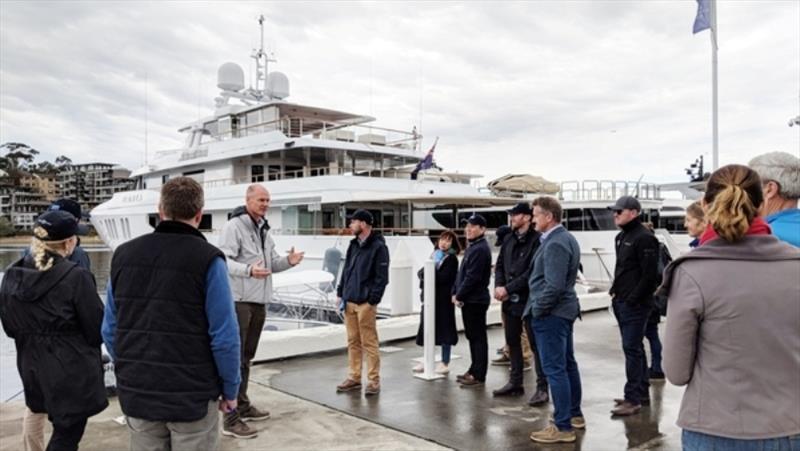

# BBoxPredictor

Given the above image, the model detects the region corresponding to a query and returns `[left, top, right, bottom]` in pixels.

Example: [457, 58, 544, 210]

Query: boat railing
[272, 227, 432, 237]
[560, 180, 662, 201]
[205, 116, 421, 151]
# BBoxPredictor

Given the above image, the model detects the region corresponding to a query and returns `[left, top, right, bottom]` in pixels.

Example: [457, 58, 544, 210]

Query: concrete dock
[0, 310, 684, 450]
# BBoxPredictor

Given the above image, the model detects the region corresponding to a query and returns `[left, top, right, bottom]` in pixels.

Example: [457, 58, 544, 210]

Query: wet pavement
[0, 309, 685, 450]
[267, 309, 684, 450]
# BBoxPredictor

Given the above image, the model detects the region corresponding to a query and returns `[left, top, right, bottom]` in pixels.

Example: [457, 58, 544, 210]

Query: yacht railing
[559, 180, 662, 201]
[206, 116, 421, 151]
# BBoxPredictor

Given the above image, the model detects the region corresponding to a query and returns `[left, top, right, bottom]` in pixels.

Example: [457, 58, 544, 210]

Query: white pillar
[414, 259, 445, 380]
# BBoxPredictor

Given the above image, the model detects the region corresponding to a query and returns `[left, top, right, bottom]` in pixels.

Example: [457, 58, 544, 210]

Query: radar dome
[217, 62, 244, 92]
[267, 72, 290, 99]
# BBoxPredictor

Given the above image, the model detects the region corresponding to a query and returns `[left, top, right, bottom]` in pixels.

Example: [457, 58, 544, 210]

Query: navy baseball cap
[34, 211, 78, 241]
[607, 196, 642, 212]
[47, 198, 89, 235]
[347, 209, 374, 226]
[461, 213, 487, 228]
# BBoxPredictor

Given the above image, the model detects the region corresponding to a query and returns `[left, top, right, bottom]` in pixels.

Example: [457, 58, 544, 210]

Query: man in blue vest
[102, 177, 241, 450]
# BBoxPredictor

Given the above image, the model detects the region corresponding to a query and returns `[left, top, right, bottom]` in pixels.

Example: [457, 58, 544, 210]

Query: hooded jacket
[337, 231, 390, 305]
[0, 254, 107, 420]
[218, 206, 293, 304]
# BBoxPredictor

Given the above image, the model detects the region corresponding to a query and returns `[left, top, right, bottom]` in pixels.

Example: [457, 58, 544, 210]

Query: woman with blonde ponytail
[658, 164, 800, 450]
[0, 211, 107, 450]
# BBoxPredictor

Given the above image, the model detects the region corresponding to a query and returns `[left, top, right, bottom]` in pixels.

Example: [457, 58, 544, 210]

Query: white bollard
[414, 259, 445, 380]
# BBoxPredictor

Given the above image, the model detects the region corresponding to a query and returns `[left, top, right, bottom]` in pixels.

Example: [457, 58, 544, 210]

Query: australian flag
[693, 0, 711, 34]
[411, 138, 438, 180]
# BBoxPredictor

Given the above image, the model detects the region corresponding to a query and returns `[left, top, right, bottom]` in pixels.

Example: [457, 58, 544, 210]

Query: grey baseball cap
[607, 195, 642, 212]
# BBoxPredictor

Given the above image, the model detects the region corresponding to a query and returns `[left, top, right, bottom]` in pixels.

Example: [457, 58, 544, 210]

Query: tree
[0, 142, 40, 184]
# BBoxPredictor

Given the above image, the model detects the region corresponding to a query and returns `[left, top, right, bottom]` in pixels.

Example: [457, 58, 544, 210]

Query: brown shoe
[548, 415, 586, 429]
[222, 418, 258, 439]
[611, 401, 642, 416]
[365, 382, 380, 396]
[614, 397, 650, 406]
[240, 406, 270, 422]
[458, 374, 484, 387]
[336, 378, 362, 392]
[529, 424, 576, 444]
[456, 372, 471, 382]
[491, 354, 511, 366]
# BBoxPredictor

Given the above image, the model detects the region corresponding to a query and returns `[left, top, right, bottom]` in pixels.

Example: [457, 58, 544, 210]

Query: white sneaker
[412, 363, 424, 373]
[435, 363, 450, 374]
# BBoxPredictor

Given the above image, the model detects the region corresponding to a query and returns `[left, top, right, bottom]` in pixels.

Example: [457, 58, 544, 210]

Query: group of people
[405, 150, 799, 447]
[0, 150, 798, 450]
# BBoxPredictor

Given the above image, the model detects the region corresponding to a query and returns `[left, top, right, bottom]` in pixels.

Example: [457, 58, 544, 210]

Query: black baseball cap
[34, 211, 78, 241]
[607, 196, 642, 212]
[347, 209, 374, 226]
[507, 202, 533, 216]
[461, 213, 487, 227]
[47, 198, 89, 235]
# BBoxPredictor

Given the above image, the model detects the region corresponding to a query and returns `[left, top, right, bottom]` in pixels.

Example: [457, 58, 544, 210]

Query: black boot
[528, 388, 550, 406]
[492, 382, 525, 397]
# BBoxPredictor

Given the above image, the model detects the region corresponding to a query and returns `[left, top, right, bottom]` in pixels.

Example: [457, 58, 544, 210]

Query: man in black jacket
[453, 214, 493, 387]
[492, 203, 549, 404]
[336, 209, 390, 396]
[607, 196, 659, 416]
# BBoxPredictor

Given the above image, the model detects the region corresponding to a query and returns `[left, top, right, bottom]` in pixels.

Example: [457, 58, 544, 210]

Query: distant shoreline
[0, 235, 108, 249]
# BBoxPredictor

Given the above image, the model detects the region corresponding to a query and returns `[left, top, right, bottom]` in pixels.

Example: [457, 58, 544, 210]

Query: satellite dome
[217, 62, 244, 92]
[267, 71, 290, 99]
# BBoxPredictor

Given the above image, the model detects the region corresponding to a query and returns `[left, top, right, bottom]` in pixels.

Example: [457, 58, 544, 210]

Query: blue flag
[693, 0, 711, 34]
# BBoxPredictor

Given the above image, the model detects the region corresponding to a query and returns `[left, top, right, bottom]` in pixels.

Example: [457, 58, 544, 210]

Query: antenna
[144, 72, 149, 166]
[251, 14, 276, 98]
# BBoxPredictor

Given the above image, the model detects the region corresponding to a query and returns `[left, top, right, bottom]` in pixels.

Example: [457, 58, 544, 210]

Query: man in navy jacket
[453, 214, 492, 386]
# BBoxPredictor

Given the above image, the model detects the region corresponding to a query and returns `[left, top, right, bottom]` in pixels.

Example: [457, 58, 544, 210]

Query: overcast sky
[1, 1, 798, 185]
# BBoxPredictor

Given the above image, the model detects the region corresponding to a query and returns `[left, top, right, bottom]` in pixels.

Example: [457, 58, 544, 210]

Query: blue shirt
[102, 257, 241, 400]
[766, 209, 800, 248]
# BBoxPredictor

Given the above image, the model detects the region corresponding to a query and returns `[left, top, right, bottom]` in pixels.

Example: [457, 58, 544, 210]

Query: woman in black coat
[414, 230, 460, 374]
[0, 211, 107, 451]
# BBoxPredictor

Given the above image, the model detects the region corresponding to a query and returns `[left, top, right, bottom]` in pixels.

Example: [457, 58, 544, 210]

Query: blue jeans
[531, 315, 582, 431]
[683, 430, 800, 451]
[441, 345, 451, 365]
[612, 299, 650, 404]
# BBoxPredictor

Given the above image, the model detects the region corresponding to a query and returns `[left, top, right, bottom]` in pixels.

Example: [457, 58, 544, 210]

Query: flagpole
[711, 0, 719, 171]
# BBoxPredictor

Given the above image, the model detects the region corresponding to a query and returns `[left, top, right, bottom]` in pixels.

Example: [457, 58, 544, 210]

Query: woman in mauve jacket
[660, 165, 800, 451]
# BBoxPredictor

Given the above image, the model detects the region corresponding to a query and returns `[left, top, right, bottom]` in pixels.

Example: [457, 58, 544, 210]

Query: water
[0, 246, 113, 292]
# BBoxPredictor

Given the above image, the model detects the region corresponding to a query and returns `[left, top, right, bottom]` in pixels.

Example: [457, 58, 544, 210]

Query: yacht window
[183, 169, 205, 184]
[564, 209, 584, 231]
[203, 121, 218, 138]
[585, 209, 616, 231]
[162, 174, 169, 185]
[251, 165, 265, 182]
[268, 165, 281, 181]
[246, 111, 261, 135]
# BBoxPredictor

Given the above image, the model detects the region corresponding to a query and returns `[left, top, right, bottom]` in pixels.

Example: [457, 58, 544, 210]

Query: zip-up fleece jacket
[218, 206, 292, 304]
[337, 231, 390, 305]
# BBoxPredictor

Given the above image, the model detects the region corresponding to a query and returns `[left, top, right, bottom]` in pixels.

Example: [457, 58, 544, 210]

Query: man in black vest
[492, 202, 548, 404]
[607, 196, 659, 417]
[102, 177, 241, 449]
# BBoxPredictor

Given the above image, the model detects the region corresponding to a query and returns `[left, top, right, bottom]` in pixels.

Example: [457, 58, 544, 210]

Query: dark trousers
[505, 312, 547, 390]
[226, 301, 266, 424]
[47, 416, 88, 451]
[612, 299, 651, 404]
[531, 315, 582, 432]
[462, 303, 489, 381]
[645, 310, 662, 373]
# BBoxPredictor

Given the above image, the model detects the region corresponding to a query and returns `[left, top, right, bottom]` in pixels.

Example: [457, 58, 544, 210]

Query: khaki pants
[22, 408, 46, 451]
[344, 302, 380, 384]
[126, 401, 219, 451]
[501, 312, 534, 363]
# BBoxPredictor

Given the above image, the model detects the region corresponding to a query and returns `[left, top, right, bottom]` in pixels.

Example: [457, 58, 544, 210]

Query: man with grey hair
[749, 151, 800, 247]
[218, 184, 305, 438]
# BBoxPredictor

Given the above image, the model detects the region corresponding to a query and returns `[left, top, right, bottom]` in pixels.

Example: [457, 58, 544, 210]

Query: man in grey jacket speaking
[218, 184, 304, 439]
